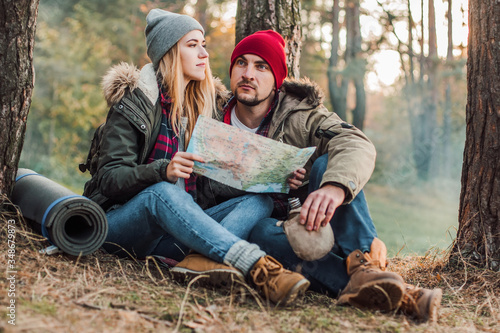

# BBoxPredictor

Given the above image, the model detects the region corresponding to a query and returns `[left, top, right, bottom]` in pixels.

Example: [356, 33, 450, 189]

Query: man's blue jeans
[248, 154, 377, 297]
[103, 181, 273, 262]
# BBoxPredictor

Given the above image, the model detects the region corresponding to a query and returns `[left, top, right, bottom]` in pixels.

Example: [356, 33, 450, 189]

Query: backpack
[79, 123, 105, 176]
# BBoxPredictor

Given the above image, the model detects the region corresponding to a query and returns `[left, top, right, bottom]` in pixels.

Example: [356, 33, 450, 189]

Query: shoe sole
[278, 278, 310, 307]
[346, 279, 404, 312]
[422, 288, 442, 322]
[170, 266, 245, 289]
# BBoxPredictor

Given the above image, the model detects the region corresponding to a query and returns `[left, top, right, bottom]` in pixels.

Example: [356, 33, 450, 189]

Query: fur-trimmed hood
[101, 62, 230, 109]
[280, 77, 325, 108]
[102, 62, 140, 107]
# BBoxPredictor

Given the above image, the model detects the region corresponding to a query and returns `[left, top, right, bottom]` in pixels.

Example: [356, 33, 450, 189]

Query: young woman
[83, 9, 309, 306]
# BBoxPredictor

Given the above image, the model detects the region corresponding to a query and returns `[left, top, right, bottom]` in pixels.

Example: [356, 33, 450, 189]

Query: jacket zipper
[273, 121, 286, 143]
[121, 98, 152, 162]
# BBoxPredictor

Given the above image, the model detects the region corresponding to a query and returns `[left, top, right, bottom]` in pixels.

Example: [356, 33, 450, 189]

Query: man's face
[230, 54, 276, 107]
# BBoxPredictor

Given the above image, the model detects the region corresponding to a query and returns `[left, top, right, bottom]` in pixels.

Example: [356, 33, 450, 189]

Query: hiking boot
[170, 253, 244, 288]
[399, 285, 442, 322]
[249, 255, 310, 306]
[338, 250, 405, 312]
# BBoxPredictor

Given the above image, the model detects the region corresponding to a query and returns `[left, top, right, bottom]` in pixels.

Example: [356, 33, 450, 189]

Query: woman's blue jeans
[248, 154, 377, 297]
[103, 181, 273, 262]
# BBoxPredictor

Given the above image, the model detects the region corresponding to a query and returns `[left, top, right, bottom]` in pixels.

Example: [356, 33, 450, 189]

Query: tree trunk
[328, 0, 365, 128]
[352, 78, 366, 130]
[451, 0, 500, 271]
[416, 0, 438, 181]
[236, 0, 302, 78]
[405, 0, 419, 157]
[409, 0, 427, 180]
[419, 0, 425, 83]
[328, 0, 348, 120]
[349, 0, 366, 130]
[411, 0, 438, 181]
[195, 0, 209, 32]
[0, 0, 40, 197]
[442, 0, 453, 177]
[408, 0, 415, 86]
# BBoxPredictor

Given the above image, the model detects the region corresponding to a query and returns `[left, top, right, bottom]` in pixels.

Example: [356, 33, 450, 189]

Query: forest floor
[1, 199, 499, 333]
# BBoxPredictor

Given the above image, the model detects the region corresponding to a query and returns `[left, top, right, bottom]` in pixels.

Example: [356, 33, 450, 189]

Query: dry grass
[1, 200, 499, 333]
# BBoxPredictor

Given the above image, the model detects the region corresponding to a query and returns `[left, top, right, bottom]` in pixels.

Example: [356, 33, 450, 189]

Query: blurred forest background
[19, 0, 467, 256]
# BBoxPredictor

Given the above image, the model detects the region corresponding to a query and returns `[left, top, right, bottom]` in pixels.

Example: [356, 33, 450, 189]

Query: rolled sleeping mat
[11, 168, 108, 256]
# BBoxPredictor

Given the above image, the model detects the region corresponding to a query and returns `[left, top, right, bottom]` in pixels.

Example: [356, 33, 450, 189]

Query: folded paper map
[186, 115, 316, 193]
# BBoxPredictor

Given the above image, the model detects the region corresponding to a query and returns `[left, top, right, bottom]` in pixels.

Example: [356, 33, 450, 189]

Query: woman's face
[179, 30, 208, 86]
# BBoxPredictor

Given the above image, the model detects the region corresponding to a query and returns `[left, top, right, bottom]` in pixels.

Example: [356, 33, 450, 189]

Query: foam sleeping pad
[11, 168, 108, 256]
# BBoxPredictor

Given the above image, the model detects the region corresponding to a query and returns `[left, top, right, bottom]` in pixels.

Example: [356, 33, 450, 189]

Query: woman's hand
[166, 152, 204, 183]
[287, 168, 306, 190]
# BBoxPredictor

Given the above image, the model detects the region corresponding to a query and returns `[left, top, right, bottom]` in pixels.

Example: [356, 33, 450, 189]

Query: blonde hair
[157, 42, 216, 146]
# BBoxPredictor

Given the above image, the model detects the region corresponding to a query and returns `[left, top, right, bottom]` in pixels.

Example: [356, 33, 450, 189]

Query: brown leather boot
[250, 255, 310, 306]
[399, 285, 442, 322]
[171, 253, 245, 288]
[338, 250, 405, 312]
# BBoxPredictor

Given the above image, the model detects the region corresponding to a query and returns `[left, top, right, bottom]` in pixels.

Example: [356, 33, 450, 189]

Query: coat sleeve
[96, 107, 169, 203]
[290, 106, 376, 203]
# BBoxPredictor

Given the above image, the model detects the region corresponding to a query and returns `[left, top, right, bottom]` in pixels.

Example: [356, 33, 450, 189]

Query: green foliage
[20, 1, 147, 190]
[21, 0, 239, 191]
[21, 0, 467, 197]
[367, 59, 467, 187]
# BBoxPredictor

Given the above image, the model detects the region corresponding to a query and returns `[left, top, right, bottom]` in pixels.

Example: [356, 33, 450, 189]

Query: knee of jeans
[260, 195, 274, 215]
[145, 181, 184, 198]
[244, 194, 274, 216]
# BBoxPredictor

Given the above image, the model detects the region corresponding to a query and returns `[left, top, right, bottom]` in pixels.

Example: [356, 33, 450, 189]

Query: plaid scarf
[222, 93, 290, 219]
[147, 84, 197, 198]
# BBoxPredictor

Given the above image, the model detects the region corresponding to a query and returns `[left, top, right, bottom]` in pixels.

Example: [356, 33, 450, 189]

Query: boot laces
[407, 288, 424, 303]
[349, 252, 384, 275]
[250, 257, 284, 294]
[363, 252, 382, 269]
[402, 287, 424, 315]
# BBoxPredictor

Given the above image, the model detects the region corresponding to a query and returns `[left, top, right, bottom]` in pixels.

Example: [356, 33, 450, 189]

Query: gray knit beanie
[145, 9, 205, 68]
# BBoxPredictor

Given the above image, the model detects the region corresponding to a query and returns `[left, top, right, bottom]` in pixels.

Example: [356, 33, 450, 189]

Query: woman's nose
[199, 47, 208, 58]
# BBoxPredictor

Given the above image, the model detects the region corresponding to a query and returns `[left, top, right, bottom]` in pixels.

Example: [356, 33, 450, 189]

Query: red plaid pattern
[148, 84, 197, 197]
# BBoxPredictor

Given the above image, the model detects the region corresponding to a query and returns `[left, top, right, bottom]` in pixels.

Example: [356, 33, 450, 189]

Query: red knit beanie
[230, 30, 288, 89]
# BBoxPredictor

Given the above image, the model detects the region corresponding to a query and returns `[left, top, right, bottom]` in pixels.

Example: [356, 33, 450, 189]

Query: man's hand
[300, 184, 346, 231]
[287, 168, 306, 190]
[166, 152, 204, 183]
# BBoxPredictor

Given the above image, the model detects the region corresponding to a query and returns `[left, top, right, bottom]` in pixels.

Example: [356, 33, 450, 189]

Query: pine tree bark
[442, 0, 453, 177]
[409, 0, 438, 181]
[328, 0, 348, 120]
[452, 0, 500, 271]
[0, 0, 40, 197]
[349, 0, 366, 130]
[328, 0, 366, 128]
[415, 0, 438, 180]
[235, 0, 302, 78]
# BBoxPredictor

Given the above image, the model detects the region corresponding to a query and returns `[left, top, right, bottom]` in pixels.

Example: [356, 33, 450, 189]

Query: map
[186, 115, 316, 193]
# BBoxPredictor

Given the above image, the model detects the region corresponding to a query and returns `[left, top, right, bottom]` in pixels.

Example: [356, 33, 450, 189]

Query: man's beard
[234, 82, 274, 107]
